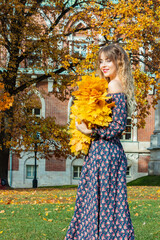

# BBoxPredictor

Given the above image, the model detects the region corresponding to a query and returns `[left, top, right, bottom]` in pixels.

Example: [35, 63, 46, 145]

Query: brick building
[8, 77, 154, 188]
[2, 12, 155, 187]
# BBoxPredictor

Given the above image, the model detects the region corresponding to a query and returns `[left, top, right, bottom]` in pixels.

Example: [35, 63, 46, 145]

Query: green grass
[39, 185, 78, 189]
[0, 187, 160, 240]
[130, 199, 160, 240]
[127, 175, 160, 186]
[0, 203, 74, 240]
[0, 200, 160, 240]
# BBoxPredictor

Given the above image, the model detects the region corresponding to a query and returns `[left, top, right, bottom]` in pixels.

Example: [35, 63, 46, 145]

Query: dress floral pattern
[65, 93, 135, 240]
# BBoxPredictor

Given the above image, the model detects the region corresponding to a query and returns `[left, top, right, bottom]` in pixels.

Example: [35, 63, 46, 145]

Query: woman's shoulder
[108, 79, 123, 94]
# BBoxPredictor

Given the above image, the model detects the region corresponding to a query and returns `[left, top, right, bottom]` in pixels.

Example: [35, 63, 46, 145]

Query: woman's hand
[75, 121, 92, 135]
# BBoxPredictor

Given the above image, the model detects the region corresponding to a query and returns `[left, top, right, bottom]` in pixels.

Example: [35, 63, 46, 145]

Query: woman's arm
[91, 98, 127, 140]
[75, 121, 92, 135]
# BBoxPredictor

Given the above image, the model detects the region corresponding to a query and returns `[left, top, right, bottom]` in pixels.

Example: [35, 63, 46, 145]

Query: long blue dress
[65, 93, 135, 240]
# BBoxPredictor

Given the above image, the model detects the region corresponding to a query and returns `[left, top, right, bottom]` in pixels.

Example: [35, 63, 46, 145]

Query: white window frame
[68, 37, 88, 58]
[26, 165, 38, 179]
[73, 165, 82, 179]
[120, 117, 132, 141]
[32, 108, 41, 118]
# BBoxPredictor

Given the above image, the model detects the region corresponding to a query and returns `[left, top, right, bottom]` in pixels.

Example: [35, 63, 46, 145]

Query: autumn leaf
[0, 210, 5, 214]
[48, 219, 53, 222]
[0, 83, 14, 111]
[69, 73, 115, 155]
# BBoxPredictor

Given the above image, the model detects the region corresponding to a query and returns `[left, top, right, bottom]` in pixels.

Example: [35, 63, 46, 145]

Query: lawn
[0, 186, 160, 240]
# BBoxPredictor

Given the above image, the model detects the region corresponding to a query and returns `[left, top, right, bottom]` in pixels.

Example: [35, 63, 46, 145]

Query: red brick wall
[138, 96, 155, 141]
[8, 153, 19, 171]
[45, 95, 68, 125]
[45, 155, 66, 171]
[37, 81, 68, 125]
[138, 155, 150, 173]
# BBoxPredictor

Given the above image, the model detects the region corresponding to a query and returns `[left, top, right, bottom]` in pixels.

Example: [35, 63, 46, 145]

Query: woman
[65, 44, 135, 239]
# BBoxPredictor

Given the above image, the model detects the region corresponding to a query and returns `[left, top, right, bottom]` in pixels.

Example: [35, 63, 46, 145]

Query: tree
[79, 0, 160, 127]
[0, 83, 14, 111]
[0, 0, 159, 183]
[0, 0, 108, 183]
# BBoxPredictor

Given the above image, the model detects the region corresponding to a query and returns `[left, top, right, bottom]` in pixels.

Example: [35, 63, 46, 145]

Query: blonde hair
[97, 44, 135, 114]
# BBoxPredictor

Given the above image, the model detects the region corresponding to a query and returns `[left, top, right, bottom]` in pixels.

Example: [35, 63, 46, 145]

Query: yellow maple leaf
[68, 73, 115, 155]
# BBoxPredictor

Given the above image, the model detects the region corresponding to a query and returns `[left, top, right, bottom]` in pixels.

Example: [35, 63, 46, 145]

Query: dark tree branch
[24, 0, 43, 18]
[65, 26, 91, 36]
[18, 26, 91, 64]
[12, 63, 77, 95]
[18, 1, 84, 63]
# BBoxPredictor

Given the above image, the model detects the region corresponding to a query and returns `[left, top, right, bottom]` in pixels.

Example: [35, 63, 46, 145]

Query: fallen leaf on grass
[135, 213, 139, 216]
[62, 228, 66, 232]
[0, 231, 3, 234]
[0, 210, 5, 213]
[48, 219, 53, 222]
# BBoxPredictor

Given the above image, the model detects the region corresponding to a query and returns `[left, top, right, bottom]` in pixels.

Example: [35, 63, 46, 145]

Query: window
[126, 166, 131, 177]
[25, 48, 42, 68]
[120, 117, 132, 140]
[112, 0, 118, 3]
[73, 42, 87, 57]
[33, 108, 41, 117]
[27, 108, 41, 117]
[69, 41, 87, 58]
[73, 166, 82, 179]
[26, 165, 38, 179]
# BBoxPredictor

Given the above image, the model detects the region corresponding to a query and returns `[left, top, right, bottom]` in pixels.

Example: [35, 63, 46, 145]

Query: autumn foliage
[69, 74, 115, 155]
[0, 83, 14, 111]
[0, 0, 160, 181]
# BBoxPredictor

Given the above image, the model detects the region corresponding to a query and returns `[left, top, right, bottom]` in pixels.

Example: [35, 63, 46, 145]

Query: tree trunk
[0, 148, 10, 186]
[0, 109, 13, 186]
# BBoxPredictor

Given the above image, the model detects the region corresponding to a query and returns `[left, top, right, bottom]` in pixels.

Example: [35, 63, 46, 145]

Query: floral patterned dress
[65, 92, 135, 240]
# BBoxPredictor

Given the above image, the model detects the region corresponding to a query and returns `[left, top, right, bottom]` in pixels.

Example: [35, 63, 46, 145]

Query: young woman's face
[99, 52, 118, 80]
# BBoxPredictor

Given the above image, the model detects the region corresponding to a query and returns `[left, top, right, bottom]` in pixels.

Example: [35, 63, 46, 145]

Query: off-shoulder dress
[65, 92, 135, 240]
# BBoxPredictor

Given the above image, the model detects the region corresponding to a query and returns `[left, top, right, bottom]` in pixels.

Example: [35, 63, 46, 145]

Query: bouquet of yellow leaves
[69, 73, 115, 156]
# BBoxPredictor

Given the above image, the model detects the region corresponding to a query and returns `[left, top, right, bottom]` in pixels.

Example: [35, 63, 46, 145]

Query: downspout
[9, 148, 12, 187]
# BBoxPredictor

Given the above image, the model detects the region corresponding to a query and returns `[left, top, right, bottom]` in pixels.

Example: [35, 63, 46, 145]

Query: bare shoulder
[108, 80, 123, 93]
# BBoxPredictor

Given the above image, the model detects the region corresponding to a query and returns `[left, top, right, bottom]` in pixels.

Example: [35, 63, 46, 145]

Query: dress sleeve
[91, 93, 127, 140]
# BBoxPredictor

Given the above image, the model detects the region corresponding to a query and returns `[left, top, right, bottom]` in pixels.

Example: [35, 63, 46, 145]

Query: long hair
[97, 44, 135, 114]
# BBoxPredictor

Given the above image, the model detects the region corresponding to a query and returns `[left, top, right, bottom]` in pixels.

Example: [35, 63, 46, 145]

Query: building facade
[8, 78, 154, 188]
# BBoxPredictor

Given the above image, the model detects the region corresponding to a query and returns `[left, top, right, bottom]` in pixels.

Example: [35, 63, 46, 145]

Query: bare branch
[12, 63, 77, 95]
[65, 26, 91, 36]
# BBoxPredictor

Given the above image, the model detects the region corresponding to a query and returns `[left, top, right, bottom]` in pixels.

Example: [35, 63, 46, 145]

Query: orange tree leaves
[0, 83, 14, 111]
[80, 0, 160, 128]
[0, 0, 108, 176]
[9, 88, 70, 158]
[133, 69, 160, 128]
[0, 0, 159, 179]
